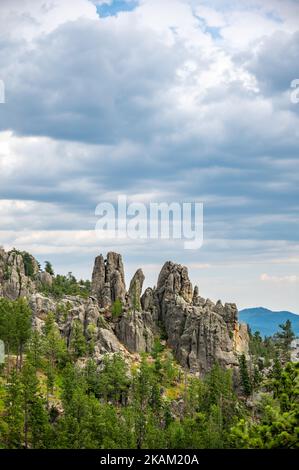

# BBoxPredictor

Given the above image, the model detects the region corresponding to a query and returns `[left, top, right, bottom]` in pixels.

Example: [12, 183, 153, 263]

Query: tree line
[0, 298, 298, 449]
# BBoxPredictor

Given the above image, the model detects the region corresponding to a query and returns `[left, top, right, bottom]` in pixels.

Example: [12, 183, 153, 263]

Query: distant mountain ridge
[239, 307, 299, 337]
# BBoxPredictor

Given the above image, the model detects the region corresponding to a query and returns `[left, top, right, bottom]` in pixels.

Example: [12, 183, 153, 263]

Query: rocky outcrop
[29, 292, 125, 362]
[0, 247, 249, 375]
[152, 262, 249, 374]
[37, 271, 53, 288]
[156, 261, 193, 308]
[141, 287, 159, 321]
[127, 269, 145, 311]
[115, 310, 154, 353]
[91, 252, 126, 308]
[113, 268, 156, 353]
[0, 248, 39, 300]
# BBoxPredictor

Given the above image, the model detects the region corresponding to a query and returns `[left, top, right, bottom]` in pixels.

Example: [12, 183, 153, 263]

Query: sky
[0, 0, 298, 312]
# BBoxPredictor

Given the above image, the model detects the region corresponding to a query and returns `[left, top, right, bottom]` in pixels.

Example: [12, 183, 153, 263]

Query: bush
[39, 273, 91, 299]
[111, 299, 123, 318]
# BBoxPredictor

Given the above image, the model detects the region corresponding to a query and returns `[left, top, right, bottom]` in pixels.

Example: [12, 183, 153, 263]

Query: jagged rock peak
[141, 287, 155, 312]
[91, 252, 126, 308]
[128, 268, 145, 311]
[156, 261, 193, 304]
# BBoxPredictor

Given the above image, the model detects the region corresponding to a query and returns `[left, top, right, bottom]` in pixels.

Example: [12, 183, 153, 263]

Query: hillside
[239, 307, 299, 337]
[0, 248, 298, 450]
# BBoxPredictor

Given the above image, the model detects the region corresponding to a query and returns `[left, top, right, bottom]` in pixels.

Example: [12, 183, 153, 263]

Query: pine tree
[239, 354, 252, 397]
[132, 356, 154, 449]
[27, 330, 43, 370]
[42, 313, 67, 405]
[0, 298, 32, 371]
[44, 261, 54, 276]
[98, 354, 130, 404]
[3, 369, 24, 448]
[275, 320, 295, 361]
[253, 366, 262, 390]
[14, 298, 32, 369]
[0, 298, 16, 373]
[21, 361, 51, 448]
[70, 319, 87, 358]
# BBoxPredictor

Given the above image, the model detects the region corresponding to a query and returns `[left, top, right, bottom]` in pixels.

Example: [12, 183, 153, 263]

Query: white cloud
[260, 273, 299, 283]
[0, 0, 98, 41]
[0, 0, 298, 310]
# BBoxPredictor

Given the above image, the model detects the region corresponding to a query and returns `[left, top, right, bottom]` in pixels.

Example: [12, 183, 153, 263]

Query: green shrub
[111, 299, 123, 318]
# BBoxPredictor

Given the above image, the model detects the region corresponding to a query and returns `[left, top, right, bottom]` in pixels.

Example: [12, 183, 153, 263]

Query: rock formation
[0, 248, 39, 300]
[91, 252, 126, 307]
[127, 269, 145, 311]
[151, 261, 249, 374]
[0, 247, 249, 374]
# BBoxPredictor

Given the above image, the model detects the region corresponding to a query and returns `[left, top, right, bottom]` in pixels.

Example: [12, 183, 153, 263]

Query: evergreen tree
[275, 320, 295, 361]
[239, 354, 252, 397]
[27, 330, 44, 370]
[97, 354, 130, 404]
[0, 298, 32, 371]
[44, 261, 54, 276]
[132, 356, 155, 449]
[70, 319, 87, 358]
[252, 366, 263, 390]
[15, 298, 32, 369]
[3, 369, 24, 448]
[21, 362, 50, 448]
[0, 298, 16, 372]
[42, 313, 67, 405]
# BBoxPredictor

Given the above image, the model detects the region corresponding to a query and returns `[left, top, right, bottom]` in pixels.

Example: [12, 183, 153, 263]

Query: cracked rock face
[0, 249, 39, 300]
[115, 311, 154, 354]
[156, 261, 193, 306]
[91, 252, 126, 308]
[29, 292, 119, 360]
[154, 261, 249, 374]
[127, 268, 145, 311]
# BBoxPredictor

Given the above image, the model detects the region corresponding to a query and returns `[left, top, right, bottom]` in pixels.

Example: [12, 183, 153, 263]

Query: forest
[0, 296, 298, 449]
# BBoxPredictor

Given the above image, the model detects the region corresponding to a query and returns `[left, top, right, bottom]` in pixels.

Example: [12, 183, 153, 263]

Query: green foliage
[2, 369, 24, 448]
[40, 273, 91, 299]
[86, 323, 97, 356]
[7, 249, 36, 278]
[97, 354, 130, 404]
[151, 338, 165, 358]
[0, 298, 32, 369]
[21, 362, 50, 448]
[274, 320, 295, 361]
[42, 313, 68, 405]
[248, 329, 276, 366]
[22, 252, 35, 278]
[239, 354, 252, 397]
[70, 319, 87, 359]
[230, 362, 299, 449]
[44, 261, 54, 276]
[27, 330, 44, 370]
[111, 298, 123, 318]
[0, 297, 298, 450]
[2, 364, 50, 449]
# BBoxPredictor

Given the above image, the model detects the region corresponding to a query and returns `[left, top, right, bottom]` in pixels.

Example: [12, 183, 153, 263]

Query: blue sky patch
[97, 0, 138, 18]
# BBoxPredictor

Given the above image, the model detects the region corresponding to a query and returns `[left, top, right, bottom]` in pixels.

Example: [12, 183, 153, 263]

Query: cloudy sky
[0, 0, 298, 311]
